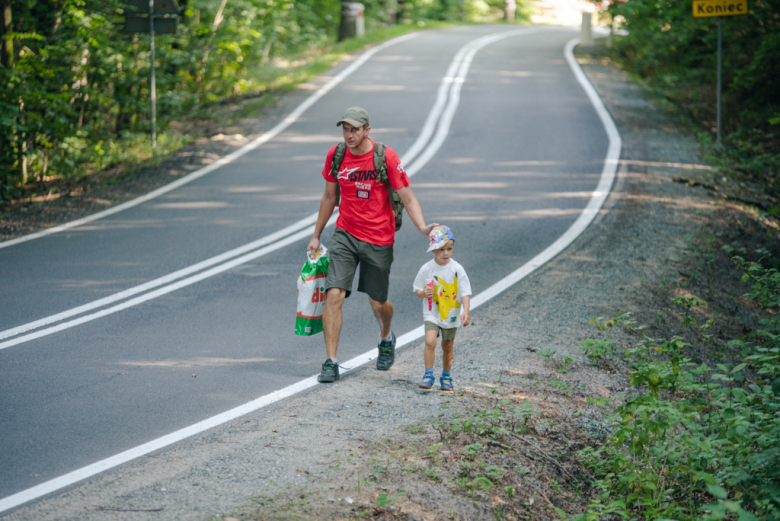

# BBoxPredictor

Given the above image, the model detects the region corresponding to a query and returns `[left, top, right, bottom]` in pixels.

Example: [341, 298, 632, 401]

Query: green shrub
[571, 258, 780, 521]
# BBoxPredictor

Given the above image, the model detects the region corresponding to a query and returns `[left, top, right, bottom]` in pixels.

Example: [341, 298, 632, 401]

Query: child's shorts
[425, 321, 457, 341]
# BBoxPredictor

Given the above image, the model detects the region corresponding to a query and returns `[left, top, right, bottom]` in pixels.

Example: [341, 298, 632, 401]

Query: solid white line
[0, 34, 621, 515]
[0, 218, 331, 350]
[1, 30, 533, 348]
[406, 28, 542, 176]
[0, 33, 418, 251]
[0, 213, 325, 341]
[470, 39, 621, 307]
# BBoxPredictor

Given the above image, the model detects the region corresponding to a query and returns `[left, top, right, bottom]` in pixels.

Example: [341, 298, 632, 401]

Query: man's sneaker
[317, 359, 339, 383]
[419, 372, 435, 389]
[440, 375, 454, 391]
[376, 332, 396, 371]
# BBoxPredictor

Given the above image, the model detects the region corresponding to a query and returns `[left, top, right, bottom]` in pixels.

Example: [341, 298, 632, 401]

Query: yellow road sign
[693, 0, 748, 17]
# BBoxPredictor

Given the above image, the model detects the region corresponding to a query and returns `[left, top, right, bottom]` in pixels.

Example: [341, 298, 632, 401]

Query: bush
[573, 258, 780, 520]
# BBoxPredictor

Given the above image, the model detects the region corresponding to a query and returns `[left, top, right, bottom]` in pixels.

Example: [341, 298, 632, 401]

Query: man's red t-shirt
[322, 139, 410, 246]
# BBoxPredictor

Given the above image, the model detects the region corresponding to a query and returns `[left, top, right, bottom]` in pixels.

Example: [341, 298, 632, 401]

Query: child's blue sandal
[440, 375, 454, 392]
[419, 372, 435, 389]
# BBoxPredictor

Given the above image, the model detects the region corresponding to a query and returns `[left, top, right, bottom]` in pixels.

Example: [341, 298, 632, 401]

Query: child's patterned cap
[427, 226, 455, 253]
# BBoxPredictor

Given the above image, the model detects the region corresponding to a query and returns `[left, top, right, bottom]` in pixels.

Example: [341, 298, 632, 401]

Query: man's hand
[461, 310, 470, 327]
[420, 222, 439, 237]
[307, 236, 320, 254]
[396, 186, 437, 237]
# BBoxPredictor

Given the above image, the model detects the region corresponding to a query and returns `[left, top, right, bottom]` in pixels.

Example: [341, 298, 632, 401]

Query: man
[306, 107, 438, 383]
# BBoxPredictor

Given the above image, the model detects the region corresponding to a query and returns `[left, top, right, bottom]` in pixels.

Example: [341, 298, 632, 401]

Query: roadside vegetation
[0, 0, 526, 204]
[595, 0, 780, 206]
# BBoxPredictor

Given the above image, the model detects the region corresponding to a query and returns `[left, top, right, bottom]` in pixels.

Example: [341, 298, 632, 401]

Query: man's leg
[323, 288, 347, 359]
[368, 296, 393, 339]
[369, 296, 396, 371]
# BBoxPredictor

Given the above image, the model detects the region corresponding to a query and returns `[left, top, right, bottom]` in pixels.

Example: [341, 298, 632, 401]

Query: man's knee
[368, 295, 391, 311]
[325, 288, 346, 308]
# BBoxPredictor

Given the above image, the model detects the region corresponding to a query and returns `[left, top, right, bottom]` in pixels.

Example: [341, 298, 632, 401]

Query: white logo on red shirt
[338, 167, 360, 180]
[355, 182, 371, 190]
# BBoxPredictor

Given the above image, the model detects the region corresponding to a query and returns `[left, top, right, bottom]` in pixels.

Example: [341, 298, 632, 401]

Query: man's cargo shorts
[326, 229, 394, 302]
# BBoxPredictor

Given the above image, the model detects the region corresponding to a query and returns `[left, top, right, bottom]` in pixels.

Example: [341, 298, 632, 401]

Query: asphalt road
[0, 25, 609, 506]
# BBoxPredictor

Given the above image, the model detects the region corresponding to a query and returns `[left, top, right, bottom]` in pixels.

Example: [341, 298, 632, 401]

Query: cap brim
[337, 118, 363, 127]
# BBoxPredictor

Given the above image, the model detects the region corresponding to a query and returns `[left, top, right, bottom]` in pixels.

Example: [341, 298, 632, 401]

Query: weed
[557, 356, 574, 374]
[403, 424, 426, 435]
[463, 443, 483, 460]
[590, 310, 642, 331]
[376, 491, 406, 508]
[547, 380, 572, 393]
[579, 338, 617, 364]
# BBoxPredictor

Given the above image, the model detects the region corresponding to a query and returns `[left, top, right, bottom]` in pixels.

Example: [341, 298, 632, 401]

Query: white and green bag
[295, 245, 329, 336]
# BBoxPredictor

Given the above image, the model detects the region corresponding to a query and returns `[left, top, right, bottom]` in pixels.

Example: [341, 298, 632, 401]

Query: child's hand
[462, 311, 470, 327]
[425, 286, 434, 299]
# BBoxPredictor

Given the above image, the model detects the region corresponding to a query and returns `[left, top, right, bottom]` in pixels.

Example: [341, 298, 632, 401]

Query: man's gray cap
[337, 107, 370, 128]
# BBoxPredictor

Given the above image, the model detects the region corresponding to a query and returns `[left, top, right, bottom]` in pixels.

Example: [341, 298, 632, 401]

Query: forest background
[0, 0, 522, 202]
[0, 0, 778, 206]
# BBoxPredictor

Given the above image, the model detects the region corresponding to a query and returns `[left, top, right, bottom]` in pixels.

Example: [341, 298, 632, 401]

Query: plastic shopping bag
[295, 245, 329, 336]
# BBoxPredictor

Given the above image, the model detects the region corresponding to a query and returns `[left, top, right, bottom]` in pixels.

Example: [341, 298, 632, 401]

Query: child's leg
[441, 339, 454, 371]
[424, 330, 438, 369]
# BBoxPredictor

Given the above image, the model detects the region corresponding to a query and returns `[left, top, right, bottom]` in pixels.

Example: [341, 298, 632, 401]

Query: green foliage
[376, 491, 406, 507]
[569, 258, 780, 521]
[579, 337, 617, 364]
[444, 398, 538, 440]
[601, 0, 780, 166]
[0, 0, 532, 201]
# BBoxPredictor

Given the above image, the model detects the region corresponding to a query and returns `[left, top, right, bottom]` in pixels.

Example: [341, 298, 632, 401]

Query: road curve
[0, 25, 616, 512]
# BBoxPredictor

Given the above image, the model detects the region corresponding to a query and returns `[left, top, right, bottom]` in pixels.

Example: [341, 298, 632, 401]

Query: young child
[413, 226, 472, 391]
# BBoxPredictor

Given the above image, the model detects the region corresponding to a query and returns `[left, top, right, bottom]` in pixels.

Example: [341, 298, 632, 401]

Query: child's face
[433, 240, 454, 264]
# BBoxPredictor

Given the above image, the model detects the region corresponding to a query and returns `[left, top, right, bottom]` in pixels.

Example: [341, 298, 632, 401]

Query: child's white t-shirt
[413, 259, 472, 329]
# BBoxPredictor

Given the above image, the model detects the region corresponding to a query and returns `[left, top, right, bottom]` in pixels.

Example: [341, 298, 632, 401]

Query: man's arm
[307, 181, 339, 253]
[396, 185, 438, 237]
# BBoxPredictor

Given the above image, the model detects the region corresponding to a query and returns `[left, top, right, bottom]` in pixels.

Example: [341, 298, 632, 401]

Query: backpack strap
[330, 142, 346, 206]
[373, 141, 404, 231]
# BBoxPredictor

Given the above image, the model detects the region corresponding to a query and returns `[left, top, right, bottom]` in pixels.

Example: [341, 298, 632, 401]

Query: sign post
[692, 0, 747, 148]
[123, 0, 180, 150]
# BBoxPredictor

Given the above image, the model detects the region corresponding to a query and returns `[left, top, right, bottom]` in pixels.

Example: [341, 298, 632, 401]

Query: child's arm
[415, 287, 434, 299]
[461, 295, 470, 326]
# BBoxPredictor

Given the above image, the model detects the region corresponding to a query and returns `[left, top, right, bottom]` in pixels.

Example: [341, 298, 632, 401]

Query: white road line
[0, 33, 620, 514]
[0, 29, 541, 349]
[0, 214, 324, 341]
[0, 33, 418, 251]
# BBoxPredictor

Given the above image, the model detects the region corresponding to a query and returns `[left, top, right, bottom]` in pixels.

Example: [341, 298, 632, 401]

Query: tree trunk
[504, 0, 516, 22]
[338, 2, 349, 41]
[0, 0, 13, 69]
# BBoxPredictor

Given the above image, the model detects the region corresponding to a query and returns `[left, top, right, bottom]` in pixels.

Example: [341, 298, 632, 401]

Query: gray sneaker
[376, 332, 396, 371]
[317, 359, 340, 383]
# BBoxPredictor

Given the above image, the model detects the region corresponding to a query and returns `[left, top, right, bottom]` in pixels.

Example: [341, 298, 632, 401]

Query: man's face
[342, 122, 369, 149]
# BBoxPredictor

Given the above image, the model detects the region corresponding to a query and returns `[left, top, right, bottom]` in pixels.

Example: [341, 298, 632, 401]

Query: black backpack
[329, 141, 404, 231]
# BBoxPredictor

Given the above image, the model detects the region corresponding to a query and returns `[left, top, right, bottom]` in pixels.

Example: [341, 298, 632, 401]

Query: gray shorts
[326, 229, 394, 302]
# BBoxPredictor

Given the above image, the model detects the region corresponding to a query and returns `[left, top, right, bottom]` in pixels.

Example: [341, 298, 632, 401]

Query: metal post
[716, 17, 722, 148]
[150, 0, 157, 150]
